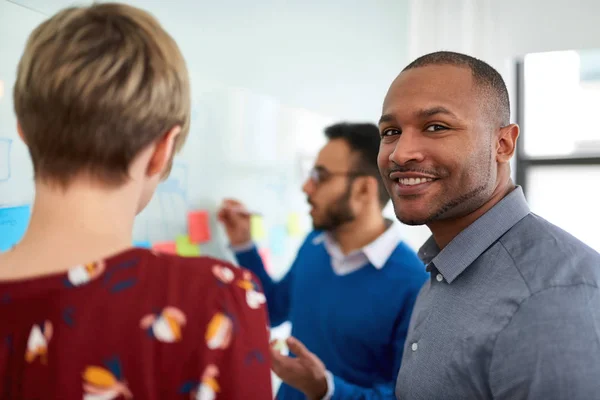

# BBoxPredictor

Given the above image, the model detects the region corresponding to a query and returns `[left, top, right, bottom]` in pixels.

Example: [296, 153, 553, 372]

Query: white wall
[96, 0, 411, 122]
[4, 0, 412, 121]
[408, 0, 600, 118]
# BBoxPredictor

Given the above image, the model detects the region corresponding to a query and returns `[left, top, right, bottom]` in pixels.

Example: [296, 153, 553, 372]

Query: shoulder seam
[488, 282, 600, 386]
[498, 240, 532, 295]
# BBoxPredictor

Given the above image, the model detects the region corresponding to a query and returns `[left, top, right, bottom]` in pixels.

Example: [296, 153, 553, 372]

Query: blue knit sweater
[235, 231, 427, 400]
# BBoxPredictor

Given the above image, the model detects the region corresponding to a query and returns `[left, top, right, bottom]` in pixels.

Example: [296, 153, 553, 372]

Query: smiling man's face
[377, 64, 498, 226]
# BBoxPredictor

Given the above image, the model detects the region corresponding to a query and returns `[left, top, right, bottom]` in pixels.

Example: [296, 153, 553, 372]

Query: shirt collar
[312, 219, 403, 270]
[418, 186, 530, 284]
[363, 221, 404, 268]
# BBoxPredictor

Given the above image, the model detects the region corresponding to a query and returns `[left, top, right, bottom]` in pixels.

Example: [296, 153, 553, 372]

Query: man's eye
[381, 128, 401, 137]
[425, 124, 448, 132]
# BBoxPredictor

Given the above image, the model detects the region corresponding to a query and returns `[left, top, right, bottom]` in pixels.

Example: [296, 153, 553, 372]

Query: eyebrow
[378, 114, 395, 125]
[415, 106, 458, 119]
[379, 106, 458, 125]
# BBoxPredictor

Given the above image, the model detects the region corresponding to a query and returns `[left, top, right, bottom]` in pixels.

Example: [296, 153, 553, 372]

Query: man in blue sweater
[218, 122, 428, 400]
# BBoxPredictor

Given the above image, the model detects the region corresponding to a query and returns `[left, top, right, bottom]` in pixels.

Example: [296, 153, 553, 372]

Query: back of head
[403, 51, 510, 126]
[324, 122, 390, 208]
[14, 2, 190, 188]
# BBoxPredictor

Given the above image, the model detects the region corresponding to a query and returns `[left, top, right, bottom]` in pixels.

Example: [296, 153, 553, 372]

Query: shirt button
[411, 342, 418, 352]
[436, 274, 444, 282]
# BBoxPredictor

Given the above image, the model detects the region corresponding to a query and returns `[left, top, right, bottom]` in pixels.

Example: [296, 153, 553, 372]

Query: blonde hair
[13, 2, 190, 187]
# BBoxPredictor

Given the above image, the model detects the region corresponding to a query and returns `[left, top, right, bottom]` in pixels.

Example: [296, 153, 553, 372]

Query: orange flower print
[205, 312, 233, 350]
[212, 265, 234, 284]
[236, 271, 266, 309]
[196, 364, 220, 400]
[65, 261, 106, 287]
[25, 320, 53, 364]
[82, 357, 132, 400]
[140, 306, 187, 343]
[180, 365, 220, 400]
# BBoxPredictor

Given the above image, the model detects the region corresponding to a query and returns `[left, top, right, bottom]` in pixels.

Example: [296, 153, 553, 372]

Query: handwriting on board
[0, 205, 31, 252]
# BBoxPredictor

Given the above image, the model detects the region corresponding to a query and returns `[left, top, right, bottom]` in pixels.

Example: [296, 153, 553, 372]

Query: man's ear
[353, 175, 378, 204]
[146, 126, 182, 177]
[496, 124, 520, 163]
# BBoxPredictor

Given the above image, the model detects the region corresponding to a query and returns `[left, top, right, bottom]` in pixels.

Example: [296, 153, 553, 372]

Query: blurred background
[2, 0, 600, 393]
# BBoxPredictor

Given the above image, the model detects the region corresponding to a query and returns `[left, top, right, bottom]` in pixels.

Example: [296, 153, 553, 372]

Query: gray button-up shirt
[396, 187, 600, 400]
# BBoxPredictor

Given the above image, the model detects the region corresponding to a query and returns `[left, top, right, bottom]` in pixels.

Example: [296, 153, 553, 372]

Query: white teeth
[398, 177, 434, 186]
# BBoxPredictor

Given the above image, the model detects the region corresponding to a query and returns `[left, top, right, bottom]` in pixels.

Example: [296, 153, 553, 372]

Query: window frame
[514, 59, 600, 194]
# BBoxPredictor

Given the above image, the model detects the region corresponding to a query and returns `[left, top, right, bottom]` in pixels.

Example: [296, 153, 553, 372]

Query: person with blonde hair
[0, 3, 272, 399]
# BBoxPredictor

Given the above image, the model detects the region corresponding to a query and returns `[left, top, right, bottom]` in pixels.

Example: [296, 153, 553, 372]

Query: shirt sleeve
[200, 265, 273, 400]
[489, 285, 600, 400]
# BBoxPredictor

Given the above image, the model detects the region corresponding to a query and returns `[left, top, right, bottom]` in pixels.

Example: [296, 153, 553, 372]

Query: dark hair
[324, 122, 389, 208]
[403, 51, 510, 126]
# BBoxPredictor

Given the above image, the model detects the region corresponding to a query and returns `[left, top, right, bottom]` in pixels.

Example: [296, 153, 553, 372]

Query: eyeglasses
[308, 167, 367, 185]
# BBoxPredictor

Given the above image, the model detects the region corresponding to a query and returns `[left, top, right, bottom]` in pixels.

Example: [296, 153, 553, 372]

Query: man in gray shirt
[377, 50, 600, 399]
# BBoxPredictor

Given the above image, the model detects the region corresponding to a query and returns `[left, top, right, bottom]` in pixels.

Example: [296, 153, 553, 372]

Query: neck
[428, 178, 515, 250]
[0, 179, 139, 279]
[331, 208, 387, 255]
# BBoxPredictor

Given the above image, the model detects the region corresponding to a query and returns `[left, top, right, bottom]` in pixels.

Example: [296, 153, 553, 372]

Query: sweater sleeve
[234, 243, 295, 327]
[329, 264, 426, 400]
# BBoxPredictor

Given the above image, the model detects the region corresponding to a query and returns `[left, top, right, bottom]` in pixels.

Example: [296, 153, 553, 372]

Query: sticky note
[133, 241, 152, 249]
[258, 247, 272, 274]
[0, 205, 31, 252]
[287, 212, 303, 237]
[176, 234, 201, 257]
[269, 225, 286, 256]
[152, 241, 177, 255]
[251, 215, 266, 241]
[188, 210, 211, 244]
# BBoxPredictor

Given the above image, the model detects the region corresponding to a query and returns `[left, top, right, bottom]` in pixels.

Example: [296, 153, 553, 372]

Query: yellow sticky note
[287, 212, 302, 237]
[176, 234, 201, 257]
[250, 215, 267, 240]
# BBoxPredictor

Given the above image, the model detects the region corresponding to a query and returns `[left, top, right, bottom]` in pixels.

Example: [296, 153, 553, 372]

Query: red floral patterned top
[0, 248, 273, 399]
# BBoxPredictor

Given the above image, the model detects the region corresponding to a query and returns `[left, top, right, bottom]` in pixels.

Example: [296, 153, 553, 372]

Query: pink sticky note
[153, 241, 177, 254]
[258, 247, 272, 275]
[188, 210, 211, 244]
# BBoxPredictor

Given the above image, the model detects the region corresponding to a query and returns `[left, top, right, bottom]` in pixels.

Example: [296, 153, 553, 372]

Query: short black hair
[324, 122, 389, 208]
[403, 51, 510, 126]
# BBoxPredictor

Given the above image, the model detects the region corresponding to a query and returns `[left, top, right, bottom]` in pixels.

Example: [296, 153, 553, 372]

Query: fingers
[222, 198, 244, 209]
[217, 199, 249, 224]
[270, 345, 296, 379]
[286, 336, 310, 358]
